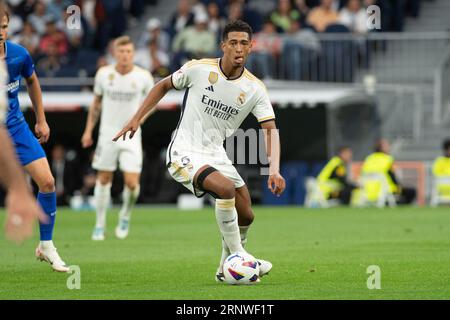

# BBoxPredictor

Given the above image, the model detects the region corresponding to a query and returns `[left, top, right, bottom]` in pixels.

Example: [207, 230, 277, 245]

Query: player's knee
[216, 180, 235, 199]
[124, 180, 138, 190]
[38, 175, 55, 192]
[97, 175, 112, 185]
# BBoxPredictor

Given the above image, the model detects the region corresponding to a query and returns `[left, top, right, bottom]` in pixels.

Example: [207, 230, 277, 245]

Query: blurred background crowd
[5, 0, 423, 82]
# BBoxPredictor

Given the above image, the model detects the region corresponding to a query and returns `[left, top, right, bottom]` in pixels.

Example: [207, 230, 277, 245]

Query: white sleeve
[93, 68, 104, 96]
[171, 61, 195, 90]
[0, 61, 7, 123]
[252, 84, 275, 123]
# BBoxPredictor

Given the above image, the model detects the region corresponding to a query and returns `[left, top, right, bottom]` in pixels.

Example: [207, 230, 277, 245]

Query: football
[223, 252, 260, 285]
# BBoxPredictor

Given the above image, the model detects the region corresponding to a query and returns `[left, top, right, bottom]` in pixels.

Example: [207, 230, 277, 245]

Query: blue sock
[38, 192, 57, 241]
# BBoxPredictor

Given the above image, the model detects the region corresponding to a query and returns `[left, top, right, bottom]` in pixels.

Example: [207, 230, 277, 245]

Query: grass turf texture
[0, 206, 449, 300]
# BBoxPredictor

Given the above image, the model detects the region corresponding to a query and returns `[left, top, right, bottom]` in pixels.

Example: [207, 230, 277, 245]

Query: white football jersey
[0, 60, 7, 123]
[94, 64, 154, 138]
[168, 58, 275, 162]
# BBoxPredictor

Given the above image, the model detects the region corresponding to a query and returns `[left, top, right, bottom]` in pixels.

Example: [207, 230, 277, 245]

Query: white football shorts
[93, 135, 143, 173]
[167, 149, 245, 197]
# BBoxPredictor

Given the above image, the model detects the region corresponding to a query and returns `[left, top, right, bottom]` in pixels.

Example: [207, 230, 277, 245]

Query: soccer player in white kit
[82, 36, 154, 240]
[114, 21, 286, 282]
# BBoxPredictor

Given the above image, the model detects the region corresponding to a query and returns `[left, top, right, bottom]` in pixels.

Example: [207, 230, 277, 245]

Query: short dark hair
[443, 138, 450, 151]
[222, 20, 253, 41]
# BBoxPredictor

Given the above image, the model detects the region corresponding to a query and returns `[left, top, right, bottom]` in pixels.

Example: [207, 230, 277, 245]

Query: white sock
[119, 185, 140, 221]
[240, 225, 250, 247]
[218, 218, 251, 272]
[40, 240, 54, 249]
[94, 181, 111, 229]
[215, 199, 244, 254]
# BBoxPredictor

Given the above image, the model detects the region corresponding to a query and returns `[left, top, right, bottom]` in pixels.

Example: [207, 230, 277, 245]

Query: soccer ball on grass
[223, 252, 260, 285]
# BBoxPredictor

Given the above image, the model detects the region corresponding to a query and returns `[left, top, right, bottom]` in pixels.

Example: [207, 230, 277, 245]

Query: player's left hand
[35, 121, 50, 144]
[268, 172, 286, 197]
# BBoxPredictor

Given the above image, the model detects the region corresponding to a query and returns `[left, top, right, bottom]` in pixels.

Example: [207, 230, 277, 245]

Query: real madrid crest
[108, 73, 115, 85]
[237, 92, 246, 105]
[208, 71, 218, 85]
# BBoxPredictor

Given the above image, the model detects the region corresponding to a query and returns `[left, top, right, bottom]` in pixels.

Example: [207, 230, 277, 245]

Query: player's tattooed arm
[81, 95, 102, 148]
[113, 76, 173, 141]
[261, 120, 286, 196]
[25, 72, 50, 144]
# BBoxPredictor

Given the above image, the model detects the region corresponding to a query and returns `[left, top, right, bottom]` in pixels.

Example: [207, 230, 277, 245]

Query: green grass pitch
[0, 206, 449, 300]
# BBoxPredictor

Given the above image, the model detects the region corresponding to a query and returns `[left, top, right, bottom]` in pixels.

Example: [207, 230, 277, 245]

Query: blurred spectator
[306, 0, 338, 32]
[168, 0, 195, 40]
[246, 20, 281, 79]
[10, 0, 36, 21]
[39, 17, 69, 56]
[432, 138, 450, 200]
[11, 20, 39, 57]
[280, 20, 320, 80]
[46, 0, 71, 21]
[172, 12, 217, 70]
[36, 42, 65, 76]
[5, 6, 23, 36]
[75, 0, 106, 49]
[101, 0, 128, 49]
[206, 1, 226, 42]
[361, 139, 416, 204]
[227, 0, 263, 33]
[287, 20, 320, 51]
[338, 0, 368, 34]
[135, 38, 170, 78]
[317, 146, 356, 205]
[270, 0, 302, 33]
[227, 0, 243, 21]
[191, 0, 207, 18]
[27, 0, 50, 35]
[138, 18, 170, 52]
[294, 0, 311, 19]
[127, 0, 146, 19]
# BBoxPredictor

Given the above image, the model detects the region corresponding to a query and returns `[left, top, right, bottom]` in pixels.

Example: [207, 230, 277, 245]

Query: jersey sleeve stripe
[258, 116, 276, 123]
[170, 74, 181, 90]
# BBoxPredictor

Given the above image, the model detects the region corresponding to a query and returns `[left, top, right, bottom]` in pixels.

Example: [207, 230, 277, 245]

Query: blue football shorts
[7, 119, 46, 166]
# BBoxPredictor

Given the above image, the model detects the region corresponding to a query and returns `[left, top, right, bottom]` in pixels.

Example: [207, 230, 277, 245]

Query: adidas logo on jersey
[205, 85, 214, 92]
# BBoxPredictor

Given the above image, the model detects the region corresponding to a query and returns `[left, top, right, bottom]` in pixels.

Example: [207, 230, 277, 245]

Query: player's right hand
[81, 132, 93, 148]
[4, 188, 48, 244]
[113, 119, 139, 141]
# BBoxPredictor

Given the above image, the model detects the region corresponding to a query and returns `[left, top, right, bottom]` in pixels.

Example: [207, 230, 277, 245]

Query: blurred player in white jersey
[114, 21, 286, 282]
[82, 36, 154, 240]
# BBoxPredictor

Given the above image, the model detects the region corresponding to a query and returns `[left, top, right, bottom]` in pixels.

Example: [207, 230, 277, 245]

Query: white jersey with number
[0, 60, 7, 123]
[167, 58, 276, 196]
[92, 64, 154, 172]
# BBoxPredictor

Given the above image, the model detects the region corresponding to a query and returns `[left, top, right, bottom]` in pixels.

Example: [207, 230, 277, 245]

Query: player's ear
[220, 40, 226, 53]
